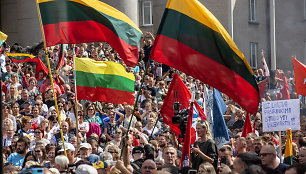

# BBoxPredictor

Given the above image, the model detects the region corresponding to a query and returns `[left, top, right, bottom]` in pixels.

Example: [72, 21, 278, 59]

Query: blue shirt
[7, 152, 25, 167]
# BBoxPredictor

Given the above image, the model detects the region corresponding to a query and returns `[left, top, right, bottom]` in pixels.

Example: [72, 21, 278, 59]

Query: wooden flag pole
[73, 57, 80, 151]
[35, 0, 67, 157]
[279, 131, 282, 163]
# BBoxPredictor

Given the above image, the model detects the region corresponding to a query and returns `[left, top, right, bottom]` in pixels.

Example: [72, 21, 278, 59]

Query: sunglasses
[34, 131, 42, 134]
[116, 131, 122, 134]
[35, 150, 41, 153]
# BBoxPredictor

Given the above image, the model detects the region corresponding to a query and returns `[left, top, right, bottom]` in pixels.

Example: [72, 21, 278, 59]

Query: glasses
[108, 151, 118, 154]
[259, 153, 273, 157]
[27, 122, 33, 124]
[35, 150, 41, 153]
[88, 108, 94, 111]
[58, 105, 63, 108]
[107, 107, 114, 110]
[34, 131, 42, 134]
[116, 131, 122, 134]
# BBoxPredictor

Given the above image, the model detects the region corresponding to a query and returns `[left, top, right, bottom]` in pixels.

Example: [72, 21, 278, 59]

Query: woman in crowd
[32, 105, 44, 126]
[122, 105, 137, 129]
[17, 116, 34, 140]
[3, 124, 15, 147]
[77, 105, 89, 141]
[22, 151, 38, 168]
[3, 103, 17, 131]
[34, 145, 47, 164]
[84, 103, 103, 127]
[3, 118, 14, 140]
[104, 111, 124, 141]
[7, 73, 22, 92]
[30, 127, 50, 149]
[143, 117, 159, 138]
[6, 85, 20, 103]
[40, 119, 51, 140]
[27, 77, 39, 99]
[197, 162, 216, 174]
[191, 120, 218, 170]
[105, 144, 120, 161]
[66, 99, 76, 123]
[43, 144, 56, 168]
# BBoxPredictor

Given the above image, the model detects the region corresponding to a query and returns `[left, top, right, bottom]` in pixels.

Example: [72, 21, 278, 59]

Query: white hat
[58, 142, 75, 152]
[76, 164, 98, 174]
[79, 143, 92, 149]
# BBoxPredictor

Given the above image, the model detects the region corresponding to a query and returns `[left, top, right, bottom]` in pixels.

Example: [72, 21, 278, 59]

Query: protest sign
[262, 99, 300, 132]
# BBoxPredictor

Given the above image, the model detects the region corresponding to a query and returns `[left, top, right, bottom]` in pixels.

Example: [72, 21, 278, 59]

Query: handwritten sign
[262, 99, 300, 132]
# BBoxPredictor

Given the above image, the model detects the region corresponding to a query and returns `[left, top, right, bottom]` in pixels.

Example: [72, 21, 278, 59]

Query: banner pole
[73, 57, 80, 151]
[279, 131, 282, 163]
[35, 0, 67, 157]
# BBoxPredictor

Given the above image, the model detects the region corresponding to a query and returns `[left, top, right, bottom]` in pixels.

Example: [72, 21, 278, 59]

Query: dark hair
[17, 136, 31, 147]
[158, 164, 180, 174]
[22, 151, 38, 168]
[286, 163, 306, 174]
[237, 152, 261, 166]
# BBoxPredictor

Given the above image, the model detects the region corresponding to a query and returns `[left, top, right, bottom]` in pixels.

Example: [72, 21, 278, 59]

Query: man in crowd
[260, 145, 289, 173]
[7, 136, 30, 168]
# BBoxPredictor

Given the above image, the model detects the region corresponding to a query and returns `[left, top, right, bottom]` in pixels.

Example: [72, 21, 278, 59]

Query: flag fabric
[0, 31, 7, 46]
[150, 0, 259, 114]
[212, 88, 230, 149]
[292, 57, 306, 96]
[204, 86, 214, 137]
[191, 101, 207, 144]
[75, 58, 135, 105]
[160, 73, 191, 138]
[261, 50, 270, 77]
[276, 73, 290, 100]
[56, 44, 65, 71]
[258, 81, 268, 99]
[241, 112, 253, 137]
[181, 102, 194, 168]
[37, 0, 142, 67]
[284, 129, 293, 165]
[6, 53, 49, 79]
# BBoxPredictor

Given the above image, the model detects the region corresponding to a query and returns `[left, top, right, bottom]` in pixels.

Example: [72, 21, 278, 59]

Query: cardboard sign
[262, 99, 300, 132]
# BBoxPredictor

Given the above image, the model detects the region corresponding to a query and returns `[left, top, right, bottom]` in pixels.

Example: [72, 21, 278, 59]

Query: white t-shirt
[33, 115, 45, 125]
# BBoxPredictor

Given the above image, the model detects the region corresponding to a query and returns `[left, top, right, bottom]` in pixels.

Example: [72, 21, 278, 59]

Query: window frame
[142, 1, 153, 27]
[250, 42, 258, 69]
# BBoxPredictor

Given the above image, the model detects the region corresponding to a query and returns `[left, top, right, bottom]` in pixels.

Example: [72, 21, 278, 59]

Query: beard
[17, 149, 26, 154]
[254, 146, 260, 154]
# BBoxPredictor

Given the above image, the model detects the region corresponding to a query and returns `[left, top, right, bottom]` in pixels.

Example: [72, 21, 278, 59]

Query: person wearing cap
[76, 164, 98, 174]
[58, 142, 80, 164]
[79, 143, 99, 164]
[29, 127, 50, 150]
[93, 161, 109, 174]
[131, 146, 145, 173]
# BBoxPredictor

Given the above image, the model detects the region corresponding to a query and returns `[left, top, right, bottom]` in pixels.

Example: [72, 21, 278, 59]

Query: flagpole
[150, 113, 161, 138]
[279, 131, 282, 163]
[35, 0, 67, 157]
[120, 59, 150, 159]
[73, 57, 80, 151]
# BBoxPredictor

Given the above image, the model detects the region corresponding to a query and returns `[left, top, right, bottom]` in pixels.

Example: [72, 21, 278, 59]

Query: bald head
[141, 159, 157, 174]
[261, 145, 276, 154]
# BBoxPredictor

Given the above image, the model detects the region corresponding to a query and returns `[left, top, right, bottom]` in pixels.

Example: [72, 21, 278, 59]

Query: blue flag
[213, 88, 230, 148]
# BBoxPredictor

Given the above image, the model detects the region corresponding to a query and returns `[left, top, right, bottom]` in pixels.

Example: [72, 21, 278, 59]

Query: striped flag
[150, 0, 259, 114]
[0, 31, 7, 46]
[6, 53, 48, 79]
[75, 58, 135, 105]
[261, 50, 270, 77]
[37, 0, 142, 67]
[284, 129, 293, 165]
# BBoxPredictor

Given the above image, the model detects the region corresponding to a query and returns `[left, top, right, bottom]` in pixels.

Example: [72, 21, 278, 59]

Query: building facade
[1, 0, 305, 70]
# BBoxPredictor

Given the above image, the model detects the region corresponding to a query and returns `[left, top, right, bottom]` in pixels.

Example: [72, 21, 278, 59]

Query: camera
[172, 102, 189, 141]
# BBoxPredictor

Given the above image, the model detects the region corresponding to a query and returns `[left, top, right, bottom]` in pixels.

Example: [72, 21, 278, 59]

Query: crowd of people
[0, 32, 306, 174]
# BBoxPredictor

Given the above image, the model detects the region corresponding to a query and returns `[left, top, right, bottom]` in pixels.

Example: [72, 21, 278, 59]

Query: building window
[250, 42, 258, 68]
[142, 1, 153, 26]
[249, 0, 256, 22]
[304, 0, 306, 19]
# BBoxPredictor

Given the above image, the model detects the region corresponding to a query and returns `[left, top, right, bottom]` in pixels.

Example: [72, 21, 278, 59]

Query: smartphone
[188, 169, 197, 174]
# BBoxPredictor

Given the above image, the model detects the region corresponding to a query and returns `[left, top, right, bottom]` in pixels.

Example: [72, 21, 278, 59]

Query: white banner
[262, 99, 300, 132]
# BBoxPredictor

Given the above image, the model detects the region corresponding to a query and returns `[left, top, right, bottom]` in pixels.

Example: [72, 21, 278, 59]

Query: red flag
[181, 102, 193, 168]
[56, 44, 65, 71]
[292, 57, 306, 96]
[190, 101, 207, 144]
[276, 73, 290, 100]
[160, 73, 191, 137]
[2, 81, 7, 94]
[258, 81, 268, 99]
[241, 112, 253, 137]
[34, 57, 49, 80]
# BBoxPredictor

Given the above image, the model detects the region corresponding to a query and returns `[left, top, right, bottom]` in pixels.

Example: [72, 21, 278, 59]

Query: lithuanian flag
[0, 31, 7, 46]
[284, 129, 293, 165]
[6, 53, 49, 79]
[75, 58, 135, 105]
[37, 0, 142, 67]
[6, 53, 36, 63]
[150, 0, 259, 114]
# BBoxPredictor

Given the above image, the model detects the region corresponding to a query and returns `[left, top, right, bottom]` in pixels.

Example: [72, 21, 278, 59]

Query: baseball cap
[58, 142, 75, 152]
[132, 146, 144, 154]
[80, 143, 92, 149]
[93, 161, 109, 170]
